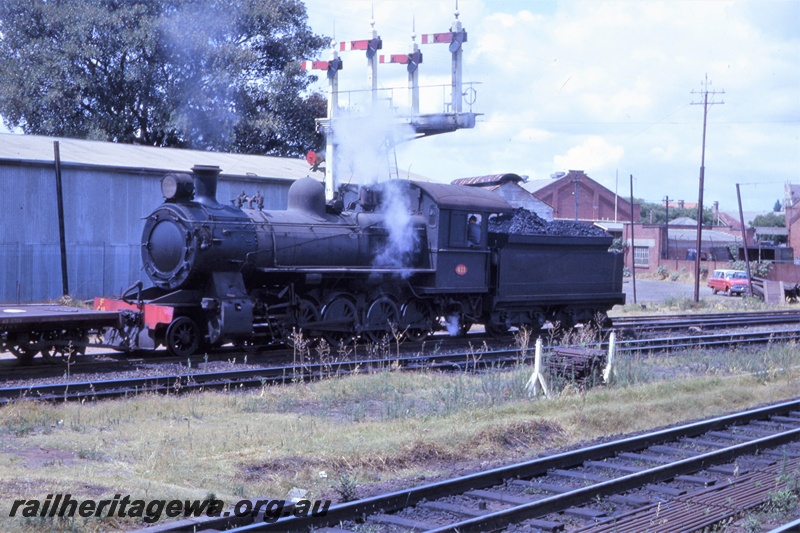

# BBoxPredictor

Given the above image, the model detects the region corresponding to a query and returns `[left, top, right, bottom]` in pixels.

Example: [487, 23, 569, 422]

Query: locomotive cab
[405, 181, 513, 295]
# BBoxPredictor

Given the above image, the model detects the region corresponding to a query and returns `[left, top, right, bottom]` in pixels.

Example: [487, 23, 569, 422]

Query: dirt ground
[622, 277, 714, 303]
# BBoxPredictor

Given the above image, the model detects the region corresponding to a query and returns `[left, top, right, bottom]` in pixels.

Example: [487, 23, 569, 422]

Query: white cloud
[553, 136, 624, 172]
[303, 0, 800, 211]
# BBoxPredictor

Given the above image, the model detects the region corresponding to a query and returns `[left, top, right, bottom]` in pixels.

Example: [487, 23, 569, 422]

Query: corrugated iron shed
[0, 133, 314, 178]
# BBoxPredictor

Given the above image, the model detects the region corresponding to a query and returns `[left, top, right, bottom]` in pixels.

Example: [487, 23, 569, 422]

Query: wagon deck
[0, 304, 119, 332]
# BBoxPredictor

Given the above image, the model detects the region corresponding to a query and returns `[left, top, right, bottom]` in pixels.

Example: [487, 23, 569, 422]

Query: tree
[750, 212, 786, 244]
[0, 0, 328, 156]
[773, 199, 783, 212]
[751, 212, 785, 228]
[637, 201, 714, 226]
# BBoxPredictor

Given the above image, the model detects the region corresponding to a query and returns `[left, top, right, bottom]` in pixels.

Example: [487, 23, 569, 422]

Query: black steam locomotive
[100, 165, 625, 356]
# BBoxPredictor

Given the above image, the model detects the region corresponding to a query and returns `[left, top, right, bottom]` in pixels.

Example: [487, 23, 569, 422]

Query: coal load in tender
[488, 208, 609, 237]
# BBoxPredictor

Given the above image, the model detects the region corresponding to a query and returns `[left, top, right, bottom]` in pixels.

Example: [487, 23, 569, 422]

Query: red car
[707, 269, 749, 296]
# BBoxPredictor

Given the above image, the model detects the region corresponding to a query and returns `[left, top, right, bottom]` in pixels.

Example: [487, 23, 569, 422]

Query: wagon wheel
[321, 296, 358, 347]
[400, 300, 434, 342]
[8, 331, 39, 363]
[589, 311, 612, 331]
[165, 317, 201, 357]
[363, 297, 399, 344]
[40, 330, 87, 364]
[484, 322, 508, 338]
[234, 337, 258, 354]
[458, 318, 473, 337]
[285, 298, 321, 347]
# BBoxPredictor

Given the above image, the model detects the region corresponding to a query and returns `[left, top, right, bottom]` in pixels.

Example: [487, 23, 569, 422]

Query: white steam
[330, 106, 415, 186]
[329, 106, 419, 274]
[445, 314, 461, 337]
[372, 181, 418, 276]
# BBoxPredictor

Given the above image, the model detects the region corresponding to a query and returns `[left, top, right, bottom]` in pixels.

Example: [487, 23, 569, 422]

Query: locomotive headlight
[161, 173, 194, 202]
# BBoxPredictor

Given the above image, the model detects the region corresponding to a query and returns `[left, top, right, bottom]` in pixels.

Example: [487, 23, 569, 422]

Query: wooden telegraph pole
[691, 75, 724, 302]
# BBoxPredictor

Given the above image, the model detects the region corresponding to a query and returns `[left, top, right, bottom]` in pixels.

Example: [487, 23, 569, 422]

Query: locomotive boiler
[99, 165, 625, 357]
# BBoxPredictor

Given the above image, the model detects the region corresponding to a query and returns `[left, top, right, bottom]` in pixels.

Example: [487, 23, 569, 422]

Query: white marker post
[526, 337, 548, 397]
[603, 331, 616, 384]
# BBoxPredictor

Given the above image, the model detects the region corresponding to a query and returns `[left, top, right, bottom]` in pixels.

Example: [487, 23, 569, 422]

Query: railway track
[2, 308, 798, 367]
[1, 324, 799, 403]
[135, 399, 800, 533]
[610, 309, 800, 334]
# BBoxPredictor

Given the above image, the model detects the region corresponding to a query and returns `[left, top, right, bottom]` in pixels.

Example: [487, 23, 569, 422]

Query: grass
[1, 330, 799, 531]
[611, 290, 784, 315]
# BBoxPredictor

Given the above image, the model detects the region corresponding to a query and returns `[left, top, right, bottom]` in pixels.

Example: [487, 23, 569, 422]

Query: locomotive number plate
[455, 264, 468, 276]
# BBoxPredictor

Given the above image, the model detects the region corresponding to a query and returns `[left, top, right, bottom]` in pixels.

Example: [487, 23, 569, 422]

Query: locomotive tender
[92, 164, 625, 357]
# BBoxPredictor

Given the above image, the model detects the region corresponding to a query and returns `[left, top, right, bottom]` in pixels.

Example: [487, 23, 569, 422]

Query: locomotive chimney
[192, 165, 221, 206]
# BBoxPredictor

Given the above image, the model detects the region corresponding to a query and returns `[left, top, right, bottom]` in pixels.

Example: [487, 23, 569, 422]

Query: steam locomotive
[96, 165, 625, 357]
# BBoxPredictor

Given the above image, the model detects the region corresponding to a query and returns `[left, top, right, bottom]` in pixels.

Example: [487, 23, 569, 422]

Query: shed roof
[520, 179, 555, 194]
[668, 228, 740, 243]
[669, 216, 697, 226]
[451, 174, 525, 187]
[753, 226, 789, 237]
[0, 132, 316, 179]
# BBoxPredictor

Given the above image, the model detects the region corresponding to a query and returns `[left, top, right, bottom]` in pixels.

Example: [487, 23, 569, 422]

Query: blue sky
[1, 0, 796, 215]
[301, 0, 800, 214]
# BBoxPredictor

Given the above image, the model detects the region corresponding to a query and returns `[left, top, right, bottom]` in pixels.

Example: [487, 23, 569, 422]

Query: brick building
[786, 183, 800, 263]
[521, 170, 639, 223]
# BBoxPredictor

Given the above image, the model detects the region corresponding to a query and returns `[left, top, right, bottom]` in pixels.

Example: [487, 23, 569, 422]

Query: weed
[741, 513, 762, 533]
[334, 472, 359, 502]
[767, 489, 797, 513]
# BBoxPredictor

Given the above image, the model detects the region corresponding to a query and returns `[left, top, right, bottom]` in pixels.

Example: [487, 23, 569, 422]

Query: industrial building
[0, 133, 317, 302]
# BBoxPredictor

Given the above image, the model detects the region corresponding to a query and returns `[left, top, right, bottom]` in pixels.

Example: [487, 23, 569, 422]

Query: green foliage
[638, 201, 714, 226]
[767, 489, 798, 513]
[0, 0, 328, 156]
[334, 472, 359, 502]
[750, 212, 787, 244]
[751, 212, 786, 228]
[728, 259, 773, 277]
[773, 199, 783, 212]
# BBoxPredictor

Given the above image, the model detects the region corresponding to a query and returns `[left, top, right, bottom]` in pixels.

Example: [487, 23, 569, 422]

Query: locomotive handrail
[121, 281, 143, 306]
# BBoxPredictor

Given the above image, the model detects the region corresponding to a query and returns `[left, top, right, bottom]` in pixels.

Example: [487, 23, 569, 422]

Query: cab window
[450, 213, 468, 246]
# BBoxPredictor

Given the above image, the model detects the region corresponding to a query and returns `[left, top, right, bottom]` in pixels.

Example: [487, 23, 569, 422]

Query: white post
[603, 331, 616, 384]
[526, 337, 548, 397]
[324, 43, 339, 202]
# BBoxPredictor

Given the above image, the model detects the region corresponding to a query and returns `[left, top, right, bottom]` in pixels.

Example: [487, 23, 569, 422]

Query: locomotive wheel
[321, 296, 357, 347]
[165, 317, 201, 357]
[363, 297, 399, 343]
[285, 298, 321, 347]
[400, 300, 434, 342]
